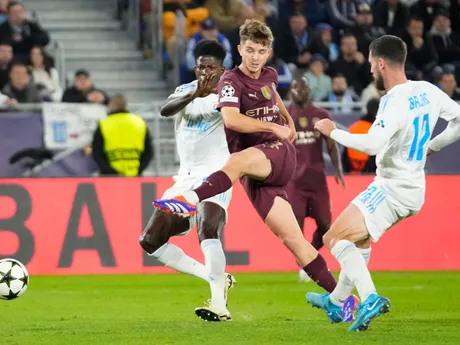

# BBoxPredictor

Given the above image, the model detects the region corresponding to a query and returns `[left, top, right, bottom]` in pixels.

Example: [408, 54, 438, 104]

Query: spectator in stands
[266, 50, 292, 98]
[91, 95, 153, 176]
[62, 70, 109, 105]
[342, 98, 378, 174]
[28, 46, 62, 102]
[360, 81, 385, 114]
[409, 0, 447, 32]
[140, 0, 153, 58]
[0, 41, 12, 89]
[400, 16, 439, 80]
[429, 10, 460, 77]
[328, 33, 371, 94]
[274, 13, 313, 76]
[2, 62, 41, 103]
[163, 0, 209, 65]
[322, 73, 359, 114]
[0, 2, 50, 62]
[281, 0, 327, 26]
[439, 72, 460, 100]
[185, 19, 232, 71]
[325, 0, 362, 29]
[309, 23, 339, 63]
[205, 0, 254, 34]
[0, 0, 8, 24]
[303, 54, 332, 102]
[205, 0, 255, 66]
[351, 3, 386, 58]
[373, 0, 409, 34]
[244, 0, 278, 28]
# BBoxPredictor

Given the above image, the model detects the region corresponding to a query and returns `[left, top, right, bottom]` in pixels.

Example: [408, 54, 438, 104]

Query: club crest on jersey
[299, 117, 308, 128]
[261, 85, 272, 100]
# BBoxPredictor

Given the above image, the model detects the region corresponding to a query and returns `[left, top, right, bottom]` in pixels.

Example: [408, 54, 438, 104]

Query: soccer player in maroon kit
[153, 19, 338, 321]
[286, 78, 345, 282]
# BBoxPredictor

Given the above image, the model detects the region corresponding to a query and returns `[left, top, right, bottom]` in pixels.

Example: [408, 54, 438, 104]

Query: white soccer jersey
[168, 80, 230, 175]
[331, 80, 460, 211]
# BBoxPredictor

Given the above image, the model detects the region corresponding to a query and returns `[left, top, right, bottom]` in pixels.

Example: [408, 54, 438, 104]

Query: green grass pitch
[2, 272, 460, 345]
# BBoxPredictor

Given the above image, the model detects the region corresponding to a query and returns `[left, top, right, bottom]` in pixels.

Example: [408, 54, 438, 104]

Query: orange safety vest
[347, 120, 373, 173]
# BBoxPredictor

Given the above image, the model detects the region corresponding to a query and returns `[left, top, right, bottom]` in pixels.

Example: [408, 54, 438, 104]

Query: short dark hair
[369, 35, 407, 66]
[440, 71, 455, 80]
[194, 40, 226, 65]
[332, 73, 346, 80]
[7, 1, 24, 12]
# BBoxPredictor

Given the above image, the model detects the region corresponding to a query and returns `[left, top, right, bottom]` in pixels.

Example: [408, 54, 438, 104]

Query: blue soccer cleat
[152, 196, 197, 218]
[348, 293, 391, 332]
[305, 292, 343, 323]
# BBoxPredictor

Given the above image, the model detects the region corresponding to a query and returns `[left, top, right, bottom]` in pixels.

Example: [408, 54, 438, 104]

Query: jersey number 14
[409, 113, 430, 161]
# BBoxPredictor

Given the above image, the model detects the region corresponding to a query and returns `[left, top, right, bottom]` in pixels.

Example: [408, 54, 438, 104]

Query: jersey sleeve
[330, 94, 402, 155]
[167, 81, 197, 99]
[265, 66, 279, 89]
[438, 87, 460, 121]
[217, 72, 242, 109]
[428, 89, 460, 151]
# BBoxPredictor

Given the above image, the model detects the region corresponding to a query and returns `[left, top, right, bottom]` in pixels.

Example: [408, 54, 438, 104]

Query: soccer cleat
[298, 269, 312, 283]
[152, 195, 196, 218]
[305, 292, 343, 323]
[342, 294, 360, 322]
[224, 273, 236, 306]
[348, 293, 391, 332]
[195, 303, 232, 322]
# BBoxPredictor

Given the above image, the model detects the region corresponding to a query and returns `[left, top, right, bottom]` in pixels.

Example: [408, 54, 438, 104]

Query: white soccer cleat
[224, 273, 236, 306]
[298, 269, 312, 283]
[195, 303, 232, 322]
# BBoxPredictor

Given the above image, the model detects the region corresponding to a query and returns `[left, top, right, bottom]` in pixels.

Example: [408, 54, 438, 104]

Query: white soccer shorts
[351, 182, 416, 242]
[161, 173, 233, 236]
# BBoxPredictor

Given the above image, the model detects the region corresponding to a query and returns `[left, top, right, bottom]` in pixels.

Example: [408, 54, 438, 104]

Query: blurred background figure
[91, 95, 153, 176]
[28, 46, 62, 102]
[62, 69, 109, 105]
[2, 61, 41, 103]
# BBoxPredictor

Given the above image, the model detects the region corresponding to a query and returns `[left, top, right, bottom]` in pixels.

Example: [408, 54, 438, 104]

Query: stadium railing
[0, 102, 363, 177]
[152, 0, 163, 70]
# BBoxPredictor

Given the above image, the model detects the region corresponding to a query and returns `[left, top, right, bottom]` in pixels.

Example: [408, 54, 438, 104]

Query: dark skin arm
[160, 73, 217, 117]
[325, 136, 345, 189]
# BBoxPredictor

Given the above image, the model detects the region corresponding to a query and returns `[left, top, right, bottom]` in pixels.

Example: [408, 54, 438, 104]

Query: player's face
[194, 56, 224, 85]
[238, 40, 272, 74]
[369, 52, 386, 91]
[290, 79, 309, 103]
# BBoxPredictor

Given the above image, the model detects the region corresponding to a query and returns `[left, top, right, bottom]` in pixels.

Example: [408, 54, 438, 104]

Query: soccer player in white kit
[306, 35, 460, 331]
[139, 40, 235, 322]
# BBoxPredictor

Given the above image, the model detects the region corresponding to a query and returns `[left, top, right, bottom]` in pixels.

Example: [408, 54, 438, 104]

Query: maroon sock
[311, 229, 324, 251]
[193, 170, 233, 202]
[303, 254, 337, 293]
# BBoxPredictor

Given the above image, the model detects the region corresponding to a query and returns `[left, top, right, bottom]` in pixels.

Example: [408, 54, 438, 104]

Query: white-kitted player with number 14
[306, 35, 460, 332]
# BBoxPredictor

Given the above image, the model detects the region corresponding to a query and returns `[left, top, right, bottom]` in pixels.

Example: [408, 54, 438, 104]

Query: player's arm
[319, 100, 401, 156]
[221, 106, 277, 133]
[160, 89, 196, 117]
[428, 92, 460, 153]
[276, 91, 293, 125]
[325, 136, 345, 185]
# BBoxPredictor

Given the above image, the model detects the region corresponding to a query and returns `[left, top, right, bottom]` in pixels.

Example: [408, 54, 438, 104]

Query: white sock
[151, 243, 208, 281]
[182, 191, 199, 205]
[330, 246, 372, 306]
[331, 240, 376, 303]
[201, 239, 226, 308]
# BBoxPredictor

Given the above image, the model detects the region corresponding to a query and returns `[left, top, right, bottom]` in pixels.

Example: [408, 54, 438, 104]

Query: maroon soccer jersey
[217, 66, 285, 152]
[287, 103, 331, 190]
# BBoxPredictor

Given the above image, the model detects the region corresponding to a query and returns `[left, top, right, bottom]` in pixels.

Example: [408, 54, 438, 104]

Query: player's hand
[194, 73, 216, 98]
[272, 123, 292, 141]
[288, 121, 296, 143]
[335, 171, 346, 189]
[427, 148, 434, 157]
[314, 119, 336, 137]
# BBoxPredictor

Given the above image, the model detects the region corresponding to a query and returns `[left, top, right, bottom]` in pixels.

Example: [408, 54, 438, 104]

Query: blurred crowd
[143, 0, 460, 113]
[0, 0, 110, 109]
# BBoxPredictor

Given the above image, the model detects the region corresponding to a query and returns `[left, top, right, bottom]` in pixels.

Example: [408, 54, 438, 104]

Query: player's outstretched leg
[194, 202, 234, 322]
[263, 197, 341, 318]
[152, 148, 267, 218]
[139, 209, 209, 280]
[308, 204, 391, 331]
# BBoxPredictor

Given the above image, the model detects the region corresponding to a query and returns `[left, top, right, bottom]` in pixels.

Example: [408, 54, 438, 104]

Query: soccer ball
[0, 258, 29, 300]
